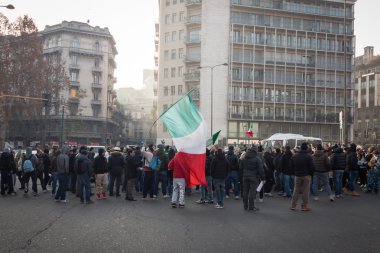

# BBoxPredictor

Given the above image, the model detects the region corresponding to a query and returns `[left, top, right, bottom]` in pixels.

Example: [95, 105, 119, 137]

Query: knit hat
[300, 142, 308, 151]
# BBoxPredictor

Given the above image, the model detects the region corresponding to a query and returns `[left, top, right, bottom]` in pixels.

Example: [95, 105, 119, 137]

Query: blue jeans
[283, 174, 295, 197]
[333, 170, 344, 195]
[225, 170, 239, 197]
[51, 171, 58, 195]
[348, 170, 358, 192]
[135, 170, 144, 193]
[55, 173, 68, 200]
[154, 171, 168, 196]
[312, 172, 333, 196]
[213, 179, 225, 206]
[109, 174, 121, 196]
[200, 176, 213, 201]
[78, 174, 91, 202]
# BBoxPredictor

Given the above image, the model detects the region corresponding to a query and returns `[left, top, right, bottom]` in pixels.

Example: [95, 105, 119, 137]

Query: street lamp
[0, 4, 15, 9]
[198, 63, 228, 135]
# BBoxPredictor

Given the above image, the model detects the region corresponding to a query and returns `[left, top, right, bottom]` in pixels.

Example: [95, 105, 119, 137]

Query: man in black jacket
[93, 148, 108, 200]
[225, 146, 240, 200]
[240, 146, 265, 211]
[290, 142, 315, 211]
[0, 148, 16, 196]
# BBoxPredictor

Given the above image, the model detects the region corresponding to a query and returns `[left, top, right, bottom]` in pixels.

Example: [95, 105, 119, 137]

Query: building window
[164, 68, 169, 78]
[165, 15, 170, 24]
[172, 13, 177, 23]
[171, 86, 175, 95]
[180, 0, 184, 3]
[178, 48, 184, 59]
[178, 85, 183, 95]
[93, 107, 100, 117]
[93, 72, 101, 84]
[164, 87, 169, 96]
[71, 55, 77, 65]
[172, 31, 177, 41]
[70, 88, 78, 98]
[166, 0, 170, 6]
[94, 41, 100, 51]
[171, 67, 176, 78]
[71, 38, 78, 48]
[164, 50, 169, 61]
[171, 49, 176, 60]
[165, 32, 170, 43]
[94, 57, 100, 67]
[56, 36, 61, 47]
[179, 30, 184, 41]
[178, 66, 183, 77]
[173, 0, 177, 4]
[70, 71, 78, 81]
[179, 12, 184, 22]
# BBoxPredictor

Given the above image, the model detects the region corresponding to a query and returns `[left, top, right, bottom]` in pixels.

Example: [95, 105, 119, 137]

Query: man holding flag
[157, 92, 208, 206]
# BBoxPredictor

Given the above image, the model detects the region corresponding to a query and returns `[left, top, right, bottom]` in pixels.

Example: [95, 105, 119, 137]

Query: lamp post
[198, 63, 228, 135]
[0, 4, 15, 9]
[343, 0, 348, 145]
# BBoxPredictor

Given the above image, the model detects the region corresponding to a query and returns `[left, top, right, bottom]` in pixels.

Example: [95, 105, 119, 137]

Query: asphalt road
[0, 184, 379, 253]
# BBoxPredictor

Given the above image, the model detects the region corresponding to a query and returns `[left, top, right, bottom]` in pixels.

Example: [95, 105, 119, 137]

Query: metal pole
[211, 66, 214, 135]
[343, 0, 348, 145]
[60, 105, 64, 147]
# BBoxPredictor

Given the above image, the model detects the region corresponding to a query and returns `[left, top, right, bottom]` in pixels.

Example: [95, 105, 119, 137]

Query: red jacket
[168, 155, 186, 179]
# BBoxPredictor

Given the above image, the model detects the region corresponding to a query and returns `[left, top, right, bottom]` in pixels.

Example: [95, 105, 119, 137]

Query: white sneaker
[313, 196, 319, 201]
[60, 199, 68, 203]
[259, 198, 264, 203]
[153, 195, 157, 198]
[264, 193, 273, 197]
[329, 195, 335, 202]
[235, 196, 240, 200]
[163, 195, 169, 198]
[225, 195, 229, 199]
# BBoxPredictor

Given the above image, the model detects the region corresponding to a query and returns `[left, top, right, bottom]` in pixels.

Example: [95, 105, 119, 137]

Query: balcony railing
[185, 15, 201, 25]
[70, 81, 80, 87]
[69, 64, 80, 69]
[68, 97, 80, 104]
[183, 55, 201, 63]
[91, 83, 102, 89]
[185, 35, 201, 44]
[186, 0, 202, 6]
[183, 72, 200, 81]
[91, 99, 102, 105]
[92, 66, 102, 72]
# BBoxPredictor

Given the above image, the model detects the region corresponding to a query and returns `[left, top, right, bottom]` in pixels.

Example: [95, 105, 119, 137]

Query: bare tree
[0, 14, 68, 148]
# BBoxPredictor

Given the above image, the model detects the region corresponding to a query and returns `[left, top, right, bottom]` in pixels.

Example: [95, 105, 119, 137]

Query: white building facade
[157, 0, 356, 146]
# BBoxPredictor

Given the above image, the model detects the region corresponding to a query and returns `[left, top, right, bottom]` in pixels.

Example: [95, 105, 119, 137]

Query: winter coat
[125, 151, 142, 180]
[25, 147, 38, 172]
[330, 148, 346, 170]
[156, 149, 169, 171]
[312, 150, 330, 173]
[57, 146, 70, 174]
[226, 151, 239, 171]
[0, 148, 15, 173]
[205, 155, 212, 176]
[93, 155, 108, 174]
[74, 153, 92, 176]
[346, 149, 359, 171]
[240, 150, 265, 180]
[211, 153, 229, 179]
[108, 151, 125, 176]
[290, 150, 315, 177]
[281, 151, 294, 175]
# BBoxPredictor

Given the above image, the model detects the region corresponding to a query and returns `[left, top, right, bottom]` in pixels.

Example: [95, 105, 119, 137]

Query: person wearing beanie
[290, 142, 315, 211]
[281, 146, 294, 198]
[345, 143, 360, 196]
[311, 144, 334, 202]
[225, 146, 240, 200]
[75, 146, 94, 204]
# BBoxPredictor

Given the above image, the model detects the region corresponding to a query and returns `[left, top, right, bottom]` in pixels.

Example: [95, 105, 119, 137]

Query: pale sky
[1, 0, 379, 89]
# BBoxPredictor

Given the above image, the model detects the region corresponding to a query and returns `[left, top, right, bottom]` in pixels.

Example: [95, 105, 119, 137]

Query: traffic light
[42, 93, 51, 107]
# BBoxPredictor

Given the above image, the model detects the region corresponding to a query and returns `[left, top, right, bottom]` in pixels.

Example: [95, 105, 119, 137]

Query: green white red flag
[246, 123, 254, 137]
[160, 94, 207, 186]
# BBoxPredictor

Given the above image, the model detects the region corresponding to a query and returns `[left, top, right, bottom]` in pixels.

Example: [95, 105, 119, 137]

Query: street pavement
[0, 184, 379, 253]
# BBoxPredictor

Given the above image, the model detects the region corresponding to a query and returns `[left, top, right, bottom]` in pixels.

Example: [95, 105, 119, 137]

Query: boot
[351, 191, 360, 197]
[102, 192, 107, 199]
[96, 193, 101, 200]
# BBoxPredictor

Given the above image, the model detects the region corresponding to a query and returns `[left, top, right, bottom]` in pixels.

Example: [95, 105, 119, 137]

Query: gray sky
[1, 0, 378, 89]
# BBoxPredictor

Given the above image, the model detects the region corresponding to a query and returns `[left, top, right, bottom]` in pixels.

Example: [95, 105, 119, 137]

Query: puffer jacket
[290, 150, 315, 177]
[211, 152, 229, 179]
[330, 148, 346, 170]
[281, 150, 294, 175]
[108, 151, 125, 176]
[312, 150, 330, 173]
[240, 150, 265, 180]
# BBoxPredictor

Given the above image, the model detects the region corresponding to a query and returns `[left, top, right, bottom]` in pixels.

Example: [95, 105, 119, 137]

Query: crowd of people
[0, 142, 379, 212]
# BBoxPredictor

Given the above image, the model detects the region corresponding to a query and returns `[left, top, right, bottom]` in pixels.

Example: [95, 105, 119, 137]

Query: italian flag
[160, 94, 207, 186]
[246, 123, 254, 137]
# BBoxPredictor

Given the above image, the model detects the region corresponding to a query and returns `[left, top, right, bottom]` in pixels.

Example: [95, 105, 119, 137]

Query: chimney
[364, 46, 374, 64]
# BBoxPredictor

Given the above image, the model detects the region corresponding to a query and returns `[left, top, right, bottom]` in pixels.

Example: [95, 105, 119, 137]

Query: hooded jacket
[108, 151, 125, 176]
[156, 148, 169, 171]
[93, 153, 108, 174]
[330, 148, 346, 170]
[211, 152, 229, 179]
[312, 150, 330, 173]
[0, 148, 15, 173]
[57, 146, 70, 174]
[74, 151, 92, 176]
[290, 150, 315, 177]
[226, 150, 239, 171]
[240, 149, 265, 180]
[281, 150, 294, 175]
